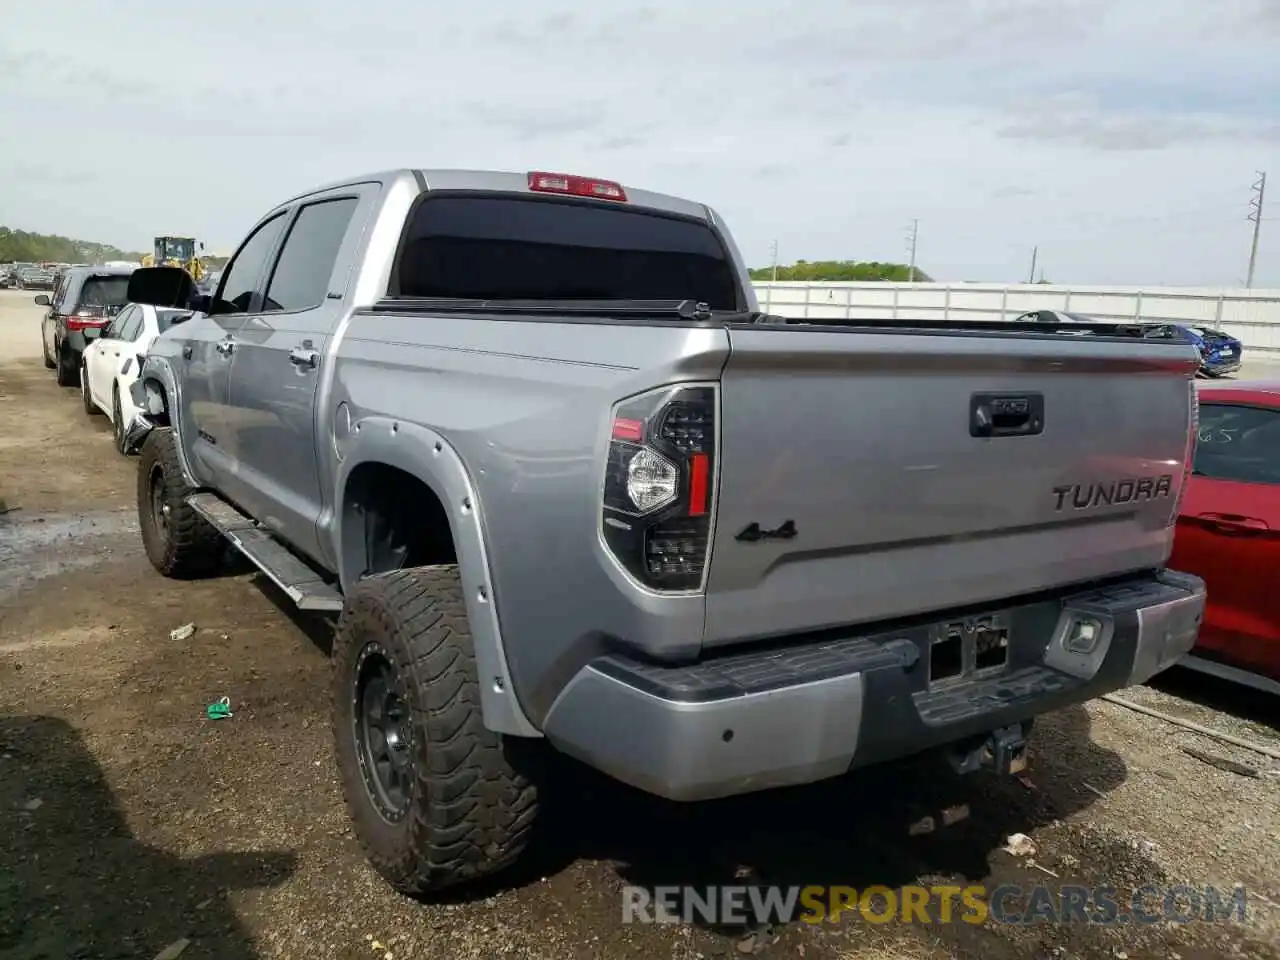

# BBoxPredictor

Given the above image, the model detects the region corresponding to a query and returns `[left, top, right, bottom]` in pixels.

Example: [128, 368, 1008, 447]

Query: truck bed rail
[747, 314, 1184, 340]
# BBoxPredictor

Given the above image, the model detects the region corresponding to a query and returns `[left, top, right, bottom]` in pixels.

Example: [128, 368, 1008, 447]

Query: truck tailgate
[703, 326, 1198, 647]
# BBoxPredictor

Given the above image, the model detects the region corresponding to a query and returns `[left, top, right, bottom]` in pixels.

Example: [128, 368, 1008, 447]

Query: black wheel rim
[352, 642, 413, 821]
[148, 465, 169, 537]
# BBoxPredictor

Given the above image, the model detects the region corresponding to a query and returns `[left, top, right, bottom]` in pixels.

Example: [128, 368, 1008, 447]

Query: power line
[1246, 171, 1266, 289]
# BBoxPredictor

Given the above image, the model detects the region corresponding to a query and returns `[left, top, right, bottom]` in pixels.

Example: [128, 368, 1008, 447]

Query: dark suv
[37, 265, 135, 386]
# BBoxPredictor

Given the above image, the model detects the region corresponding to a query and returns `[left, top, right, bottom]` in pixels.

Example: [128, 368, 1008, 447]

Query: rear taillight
[601, 384, 717, 592]
[66, 311, 106, 332]
[528, 170, 627, 202]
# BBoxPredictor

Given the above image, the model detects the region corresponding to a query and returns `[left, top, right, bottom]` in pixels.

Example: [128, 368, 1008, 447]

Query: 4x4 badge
[735, 520, 797, 543]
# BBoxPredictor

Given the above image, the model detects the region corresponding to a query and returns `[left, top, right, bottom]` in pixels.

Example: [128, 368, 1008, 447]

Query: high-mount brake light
[601, 385, 717, 592]
[527, 171, 627, 202]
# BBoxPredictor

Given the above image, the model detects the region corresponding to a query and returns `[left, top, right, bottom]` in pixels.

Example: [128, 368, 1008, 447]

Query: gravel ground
[1, 288, 1278, 960]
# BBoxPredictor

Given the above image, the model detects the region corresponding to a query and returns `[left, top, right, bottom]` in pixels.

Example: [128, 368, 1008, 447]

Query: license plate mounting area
[928, 613, 1011, 688]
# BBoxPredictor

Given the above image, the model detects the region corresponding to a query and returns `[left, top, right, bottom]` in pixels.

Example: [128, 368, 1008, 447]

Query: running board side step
[186, 492, 345, 613]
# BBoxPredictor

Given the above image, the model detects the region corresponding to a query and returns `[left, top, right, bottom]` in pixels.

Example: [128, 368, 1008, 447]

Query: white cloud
[1, 0, 1276, 285]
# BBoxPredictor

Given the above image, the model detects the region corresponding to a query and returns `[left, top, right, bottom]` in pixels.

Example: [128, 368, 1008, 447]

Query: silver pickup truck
[121, 168, 1206, 896]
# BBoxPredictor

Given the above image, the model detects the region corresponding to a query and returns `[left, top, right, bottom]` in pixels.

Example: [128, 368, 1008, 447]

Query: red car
[1168, 380, 1280, 695]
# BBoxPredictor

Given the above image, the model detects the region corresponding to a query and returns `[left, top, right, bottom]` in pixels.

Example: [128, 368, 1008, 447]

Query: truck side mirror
[127, 266, 194, 309]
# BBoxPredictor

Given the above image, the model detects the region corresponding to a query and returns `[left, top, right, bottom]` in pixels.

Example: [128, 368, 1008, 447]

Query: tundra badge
[1053, 474, 1173, 511]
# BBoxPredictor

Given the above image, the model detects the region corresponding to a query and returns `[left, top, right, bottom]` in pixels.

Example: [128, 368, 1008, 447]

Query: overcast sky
[2, 0, 1277, 286]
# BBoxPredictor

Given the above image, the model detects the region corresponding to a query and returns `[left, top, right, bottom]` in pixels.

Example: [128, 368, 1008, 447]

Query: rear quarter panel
[329, 314, 729, 725]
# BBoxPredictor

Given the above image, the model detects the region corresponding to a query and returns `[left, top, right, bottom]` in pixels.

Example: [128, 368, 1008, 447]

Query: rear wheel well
[341, 463, 456, 581]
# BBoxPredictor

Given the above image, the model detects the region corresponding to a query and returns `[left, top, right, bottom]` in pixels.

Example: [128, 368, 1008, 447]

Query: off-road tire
[41, 335, 55, 369]
[136, 427, 223, 578]
[81, 366, 99, 416]
[332, 566, 539, 895]
[112, 387, 128, 454]
[56, 345, 77, 387]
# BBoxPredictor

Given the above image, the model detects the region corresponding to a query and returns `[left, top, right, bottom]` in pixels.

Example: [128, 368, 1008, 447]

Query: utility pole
[905, 219, 918, 282]
[1247, 171, 1266, 288]
[769, 239, 779, 282]
[1028, 245, 1038, 284]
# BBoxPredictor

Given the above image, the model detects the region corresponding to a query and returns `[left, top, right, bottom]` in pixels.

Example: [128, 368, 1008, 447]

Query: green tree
[0, 226, 146, 264]
[748, 259, 933, 282]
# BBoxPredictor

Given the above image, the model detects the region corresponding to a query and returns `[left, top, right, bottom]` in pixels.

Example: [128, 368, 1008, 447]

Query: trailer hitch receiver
[946, 722, 1030, 776]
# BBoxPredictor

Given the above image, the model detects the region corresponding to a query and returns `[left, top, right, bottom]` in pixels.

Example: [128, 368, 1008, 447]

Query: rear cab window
[1194, 402, 1280, 484]
[393, 194, 741, 309]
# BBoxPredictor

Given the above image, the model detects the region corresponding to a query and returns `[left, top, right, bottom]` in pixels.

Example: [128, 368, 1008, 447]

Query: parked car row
[2, 263, 57, 290]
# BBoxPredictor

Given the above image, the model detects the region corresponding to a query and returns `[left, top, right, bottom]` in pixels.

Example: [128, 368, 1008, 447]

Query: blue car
[1014, 311, 1243, 377]
[1165, 324, 1242, 378]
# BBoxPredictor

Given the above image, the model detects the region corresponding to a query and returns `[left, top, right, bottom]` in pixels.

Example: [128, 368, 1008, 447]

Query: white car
[79, 303, 186, 453]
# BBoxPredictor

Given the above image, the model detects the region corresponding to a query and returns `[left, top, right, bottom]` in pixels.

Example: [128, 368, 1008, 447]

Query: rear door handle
[289, 347, 319, 369]
[215, 340, 234, 357]
[1196, 512, 1270, 534]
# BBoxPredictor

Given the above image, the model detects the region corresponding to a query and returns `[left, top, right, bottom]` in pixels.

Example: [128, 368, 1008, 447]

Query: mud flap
[946, 722, 1030, 776]
[121, 413, 155, 455]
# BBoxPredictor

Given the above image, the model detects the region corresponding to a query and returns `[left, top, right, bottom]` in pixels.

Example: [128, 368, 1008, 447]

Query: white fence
[751, 282, 1280, 355]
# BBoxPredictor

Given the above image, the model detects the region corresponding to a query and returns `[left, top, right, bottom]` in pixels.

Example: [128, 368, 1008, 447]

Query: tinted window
[262, 197, 359, 313]
[102, 305, 132, 339]
[1194, 403, 1280, 484]
[395, 196, 739, 308]
[119, 309, 144, 341]
[78, 275, 131, 309]
[214, 213, 288, 315]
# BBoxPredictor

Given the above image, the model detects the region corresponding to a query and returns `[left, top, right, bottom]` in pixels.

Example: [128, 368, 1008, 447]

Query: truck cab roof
[277, 168, 715, 222]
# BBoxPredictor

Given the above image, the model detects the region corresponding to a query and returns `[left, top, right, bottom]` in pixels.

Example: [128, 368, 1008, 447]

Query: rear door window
[102, 305, 133, 339]
[262, 197, 360, 313]
[118, 309, 145, 341]
[53, 274, 75, 311]
[1194, 403, 1280, 485]
[394, 195, 740, 309]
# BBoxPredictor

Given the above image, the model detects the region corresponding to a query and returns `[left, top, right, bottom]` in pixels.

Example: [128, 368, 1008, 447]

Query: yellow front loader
[141, 236, 205, 282]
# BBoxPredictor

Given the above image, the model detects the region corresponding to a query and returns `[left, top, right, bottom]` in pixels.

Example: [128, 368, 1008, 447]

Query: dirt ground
[1, 288, 1278, 960]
